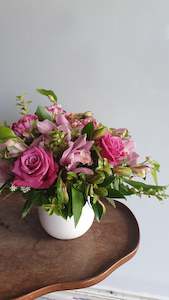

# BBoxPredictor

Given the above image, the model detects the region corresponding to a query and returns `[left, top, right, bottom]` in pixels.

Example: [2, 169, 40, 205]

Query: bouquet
[0, 89, 167, 225]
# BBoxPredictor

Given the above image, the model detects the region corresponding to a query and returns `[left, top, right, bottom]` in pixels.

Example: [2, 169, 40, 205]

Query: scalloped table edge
[14, 210, 140, 300]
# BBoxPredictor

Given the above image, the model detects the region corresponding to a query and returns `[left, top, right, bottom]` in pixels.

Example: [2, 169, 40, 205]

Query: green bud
[84, 111, 93, 117]
[88, 172, 105, 184]
[67, 172, 78, 181]
[114, 167, 132, 177]
[93, 127, 107, 139]
[94, 186, 108, 197]
[132, 166, 148, 178]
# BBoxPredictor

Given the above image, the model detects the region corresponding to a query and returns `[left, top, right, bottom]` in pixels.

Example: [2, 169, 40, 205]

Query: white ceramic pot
[38, 201, 95, 240]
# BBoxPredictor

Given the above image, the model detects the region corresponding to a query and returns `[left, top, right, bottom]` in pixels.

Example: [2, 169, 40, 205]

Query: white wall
[0, 0, 169, 298]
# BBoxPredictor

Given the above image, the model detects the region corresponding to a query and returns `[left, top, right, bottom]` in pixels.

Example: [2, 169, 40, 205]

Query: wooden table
[0, 194, 139, 300]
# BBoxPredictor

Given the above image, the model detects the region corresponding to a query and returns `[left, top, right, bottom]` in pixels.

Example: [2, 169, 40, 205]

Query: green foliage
[93, 126, 107, 139]
[71, 185, 85, 226]
[16, 95, 32, 115]
[35, 105, 52, 121]
[88, 171, 105, 185]
[82, 122, 94, 140]
[107, 188, 127, 199]
[36, 88, 57, 103]
[21, 198, 33, 218]
[96, 158, 112, 175]
[55, 175, 69, 209]
[21, 190, 48, 217]
[91, 199, 106, 221]
[0, 126, 16, 143]
[124, 178, 168, 200]
[148, 158, 160, 185]
[49, 130, 67, 156]
[99, 175, 114, 187]
[94, 186, 108, 197]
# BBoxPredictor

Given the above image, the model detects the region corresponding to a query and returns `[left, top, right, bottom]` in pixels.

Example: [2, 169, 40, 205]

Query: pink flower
[124, 139, 139, 166]
[0, 159, 10, 186]
[98, 133, 126, 166]
[12, 146, 59, 189]
[56, 114, 71, 141]
[5, 139, 27, 157]
[60, 135, 94, 173]
[47, 104, 64, 116]
[66, 113, 98, 130]
[37, 120, 56, 135]
[12, 114, 38, 137]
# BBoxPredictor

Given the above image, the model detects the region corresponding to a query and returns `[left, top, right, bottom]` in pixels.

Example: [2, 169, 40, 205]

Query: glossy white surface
[38, 202, 94, 240]
[0, 0, 169, 297]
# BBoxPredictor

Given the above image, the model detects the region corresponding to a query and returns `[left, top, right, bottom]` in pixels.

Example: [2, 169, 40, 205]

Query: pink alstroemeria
[60, 135, 94, 174]
[56, 114, 71, 141]
[73, 167, 94, 175]
[47, 103, 64, 116]
[37, 120, 56, 135]
[5, 139, 27, 157]
[124, 139, 139, 166]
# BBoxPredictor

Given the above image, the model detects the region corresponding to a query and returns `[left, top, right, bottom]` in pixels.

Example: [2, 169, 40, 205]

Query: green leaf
[92, 200, 106, 221]
[21, 198, 33, 218]
[35, 105, 52, 121]
[71, 185, 84, 226]
[107, 188, 126, 199]
[123, 178, 168, 200]
[37, 88, 57, 103]
[119, 184, 135, 196]
[124, 179, 166, 192]
[82, 122, 94, 140]
[99, 175, 115, 187]
[25, 189, 48, 206]
[0, 126, 16, 143]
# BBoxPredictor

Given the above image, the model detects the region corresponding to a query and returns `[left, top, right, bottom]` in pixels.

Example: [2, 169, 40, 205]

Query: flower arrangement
[0, 89, 168, 225]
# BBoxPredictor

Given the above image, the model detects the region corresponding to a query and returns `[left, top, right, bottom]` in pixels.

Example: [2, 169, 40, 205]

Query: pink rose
[12, 114, 38, 137]
[12, 146, 59, 189]
[98, 133, 126, 166]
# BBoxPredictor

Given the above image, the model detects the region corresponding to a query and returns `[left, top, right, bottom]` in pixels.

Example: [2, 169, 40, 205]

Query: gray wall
[0, 0, 169, 297]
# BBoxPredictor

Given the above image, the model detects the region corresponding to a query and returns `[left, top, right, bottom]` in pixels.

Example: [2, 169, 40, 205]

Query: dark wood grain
[0, 194, 140, 300]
